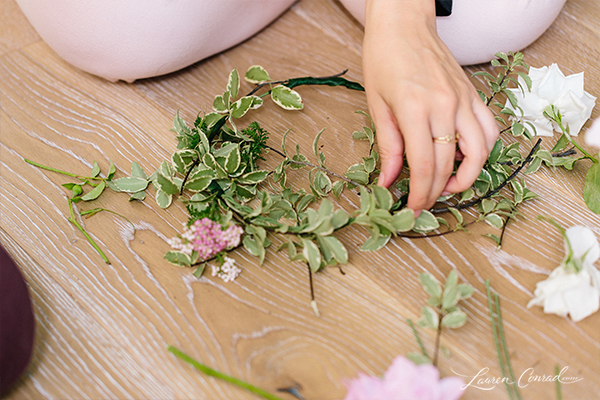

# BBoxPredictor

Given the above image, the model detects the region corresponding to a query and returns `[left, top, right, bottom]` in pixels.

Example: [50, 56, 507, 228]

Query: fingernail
[378, 172, 386, 187]
[441, 190, 452, 196]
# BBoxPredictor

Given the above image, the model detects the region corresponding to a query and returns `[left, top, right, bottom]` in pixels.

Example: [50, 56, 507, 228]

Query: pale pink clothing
[15, 0, 567, 82]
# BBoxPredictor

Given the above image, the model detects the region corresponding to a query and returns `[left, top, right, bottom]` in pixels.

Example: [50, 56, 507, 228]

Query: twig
[432, 315, 443, 367]
[246, 70, 351, 97]
[308, 263, 320, 317]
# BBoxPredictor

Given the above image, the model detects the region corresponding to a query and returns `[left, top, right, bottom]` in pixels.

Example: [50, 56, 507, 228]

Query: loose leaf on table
[271, 85, 303, 110]
[244, 65, 271, 84]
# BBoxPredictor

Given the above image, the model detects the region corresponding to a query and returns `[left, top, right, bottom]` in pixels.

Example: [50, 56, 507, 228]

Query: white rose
[527, 226, 600, 322]
[505, 64, 596, 137]
[585, 119, 600, 150]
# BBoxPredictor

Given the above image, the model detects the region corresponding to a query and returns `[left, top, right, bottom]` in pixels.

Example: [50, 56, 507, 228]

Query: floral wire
[494, 291, 522, 400]
[486, 280, 514, 400]
[407, 319, 430, 360]
[167, 346, 285, 400]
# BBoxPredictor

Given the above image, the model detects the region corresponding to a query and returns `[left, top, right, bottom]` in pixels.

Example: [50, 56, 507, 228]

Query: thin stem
[486, 280, 514, 400]
[553, 117, 598, 163]
[498, 217, 510, 249]
[67, 199, 110, 264]
[555, 364, 563, 400]
[180, 159, 201, 195]
[407, 319, 430, 360]
[168, 346, 286, 400]
[81, 208, 136, 232]
[494, 292, 521, 400]
[265, 145, 364, 188]
[432, 315, 443, 367]
[25, 158, 103, 181]
[308, 263, 320, 317]
[486, 64, 514, 107]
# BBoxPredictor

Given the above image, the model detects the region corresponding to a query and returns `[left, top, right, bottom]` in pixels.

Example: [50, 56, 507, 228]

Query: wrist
[365, 0, 436, 24]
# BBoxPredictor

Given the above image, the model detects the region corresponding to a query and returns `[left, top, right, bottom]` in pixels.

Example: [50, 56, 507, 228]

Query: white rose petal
[585, 119, 600, 149]
[528, 225, 600, 322]
[505, 64, 596, 137]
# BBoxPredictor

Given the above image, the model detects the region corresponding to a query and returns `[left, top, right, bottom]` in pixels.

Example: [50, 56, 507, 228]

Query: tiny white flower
[528, 226, 600, 322]
[505, 64, 596, 137]
[585, 119, 600, 150]
[211, 257, 241, 282]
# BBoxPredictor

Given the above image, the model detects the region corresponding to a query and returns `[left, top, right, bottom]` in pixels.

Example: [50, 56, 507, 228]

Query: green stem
[555, 364, 563, 400]
[407, 319, 429, 360]
[494, 292, 521, 400]
[81, 208, 136, 232]
[486, 280, 513, 400]
[554, 120, 598, 163]
[68, 199, 110, 264]
[167, 346, 286, 400]
[25, 158, 104, 180]
[432, 316, 443, 367]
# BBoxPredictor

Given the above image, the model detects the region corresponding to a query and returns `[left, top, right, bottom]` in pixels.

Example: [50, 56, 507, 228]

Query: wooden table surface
[1, 0, 599, 399]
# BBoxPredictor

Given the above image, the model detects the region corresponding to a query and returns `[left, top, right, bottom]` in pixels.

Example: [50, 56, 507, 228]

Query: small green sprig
[408, 271, 474, 366]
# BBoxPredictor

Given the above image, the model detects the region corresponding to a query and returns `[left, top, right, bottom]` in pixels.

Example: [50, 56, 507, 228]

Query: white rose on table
[505, 64, 596, 137]
[586, 118, 600, 150]
[528, 225, 600, 322]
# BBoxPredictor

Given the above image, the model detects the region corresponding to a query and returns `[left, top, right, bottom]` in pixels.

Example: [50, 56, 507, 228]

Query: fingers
[443, 103, 490, 194]
[370, 95, 404, 188]
[472, 97, 500, 152]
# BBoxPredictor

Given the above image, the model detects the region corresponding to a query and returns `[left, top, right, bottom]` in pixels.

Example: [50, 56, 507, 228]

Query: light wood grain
[1, 0, 599, 399]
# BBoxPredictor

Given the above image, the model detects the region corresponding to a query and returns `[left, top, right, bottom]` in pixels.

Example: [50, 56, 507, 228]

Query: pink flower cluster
[343, 356, 464, 400]
[169, 218, 244, 260]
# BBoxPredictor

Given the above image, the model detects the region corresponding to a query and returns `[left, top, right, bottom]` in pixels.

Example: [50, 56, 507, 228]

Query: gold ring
[433, 133, 459, 144]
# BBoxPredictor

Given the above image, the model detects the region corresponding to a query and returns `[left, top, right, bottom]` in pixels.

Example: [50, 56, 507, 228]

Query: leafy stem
[25, 158, 105, 181]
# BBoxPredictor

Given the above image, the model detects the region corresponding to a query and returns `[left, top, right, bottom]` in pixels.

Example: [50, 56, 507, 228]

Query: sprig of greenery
[407, 271, 474, 366]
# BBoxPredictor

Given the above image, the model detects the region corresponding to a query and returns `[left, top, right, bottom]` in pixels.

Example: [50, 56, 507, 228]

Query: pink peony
[343, 357, 464, 400]
[585, 119, 600, 149]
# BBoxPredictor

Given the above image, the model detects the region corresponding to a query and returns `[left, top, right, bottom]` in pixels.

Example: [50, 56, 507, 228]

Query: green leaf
[584, 163, 600, 214]
[392, 208, 415, 232]
[419, 273, 442, 299]
[417, 306, 439, 330]
[213, 94, 228, 113]
[360, 233, 390, 251]
[413, 211, 439, 233]
[332, 181, 344, 198]
[442, 286, 461, 311]
[110, 177, 148, 193]
[156, 189, 172, 208]
[302, 239, 322, 272]
[107, 161, 117, 180]
[238, 170, 269, 185]
[164, 251, 192, 267]
[129, 191, 146, 201]
[485, 213, 504, 229]
[441, 310, 468, 329]
[244, 65, 271, 84]
[185, 176, 213, 192]
[457, 283, 474, 300]
[81, 181, 106, 201]
[312, 128, 326, 167]
[449, 208, 463, 225]
[131, 161, 148, 180]
[225, 145, 241, 174]
[230, 96, 263, 119]
[321, 236, 348, 264]
[271, 85, 303, 110]
[460, 188, 475, 203]
[406, 352, 432, 365]
[372, 185, 393, 211]
[227, 68, 240, 100]
[172, 150, 197, 175]
[331, 209, 349, 229]
[90, 161, 101, 177]
[70, 184, 84, 197]
[192, 263, 207, 278]
[156, 172, 179, 195]
[516, 72, 533, 91]
[551, 133, 571, 152]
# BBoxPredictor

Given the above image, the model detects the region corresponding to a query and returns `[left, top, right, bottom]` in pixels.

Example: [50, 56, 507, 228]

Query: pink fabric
[339, 0, 567, 65]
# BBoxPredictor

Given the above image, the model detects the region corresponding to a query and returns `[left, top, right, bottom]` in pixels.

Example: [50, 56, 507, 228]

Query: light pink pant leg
[339, 0, 567, 65]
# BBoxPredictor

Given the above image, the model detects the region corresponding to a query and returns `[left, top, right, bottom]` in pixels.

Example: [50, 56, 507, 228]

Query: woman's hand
[363, 0, 499, 214]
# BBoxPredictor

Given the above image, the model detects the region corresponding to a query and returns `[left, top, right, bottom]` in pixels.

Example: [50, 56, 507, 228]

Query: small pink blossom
[169, 218, 243, 260]
[343, 357, 464, 400]
[585, 119, 600, 149]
